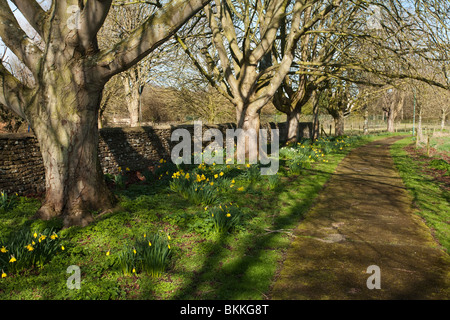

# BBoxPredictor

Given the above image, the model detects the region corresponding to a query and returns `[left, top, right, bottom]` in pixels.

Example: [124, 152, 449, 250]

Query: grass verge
[390, 137, 450, 253]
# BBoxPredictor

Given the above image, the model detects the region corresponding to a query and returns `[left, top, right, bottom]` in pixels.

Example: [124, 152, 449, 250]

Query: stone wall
[0, 122, 312, 196]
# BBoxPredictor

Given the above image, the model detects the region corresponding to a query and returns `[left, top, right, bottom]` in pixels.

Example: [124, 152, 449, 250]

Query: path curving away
[271, 136, 450, 299]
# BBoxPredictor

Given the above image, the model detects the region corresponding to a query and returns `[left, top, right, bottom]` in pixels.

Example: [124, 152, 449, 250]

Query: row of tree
[0, 0, 449, 226]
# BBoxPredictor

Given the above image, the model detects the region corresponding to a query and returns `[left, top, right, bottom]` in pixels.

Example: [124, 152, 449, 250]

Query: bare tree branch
[10, 0, 48, 39]
[95, 0, 210, 79]
[0, 0, 43, 77]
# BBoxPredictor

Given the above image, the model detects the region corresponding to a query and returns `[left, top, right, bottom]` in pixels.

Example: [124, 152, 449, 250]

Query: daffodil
[133, 249, 137, 254]
[219, 172, 224, 176]
[148, 241, 152, 247]
[33, 232, 37, 239]
[214, 174, 218, 179]
[132, 268, 136, 273]
[168, 244, 171, 249]
[1, 271, 6, 278]
[237, 187, 244, 191]
[226, 213, 231, 217]
[167, 235, 171, 240]
[9, 256, 16, 263]
[106, 251, 110, 256]
[61, 246, 65, 251]
[0, 246, 7, 253]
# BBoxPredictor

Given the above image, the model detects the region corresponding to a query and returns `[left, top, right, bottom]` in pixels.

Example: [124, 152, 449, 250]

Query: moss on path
[271, 136, 450, 299]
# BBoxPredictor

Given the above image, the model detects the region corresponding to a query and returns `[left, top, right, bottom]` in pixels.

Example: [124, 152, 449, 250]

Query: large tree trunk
[334, 109, 345, 136]
[286, 108, 301, 143]
[30, 63, 116, 227]
[387, 106, 395, 132]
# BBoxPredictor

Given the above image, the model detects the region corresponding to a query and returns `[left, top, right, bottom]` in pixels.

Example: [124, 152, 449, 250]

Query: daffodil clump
[113, 232, 172, 277]
[206, 203, 243, 234]
[281, 136, 357, 174]
[169, 168, 221, 206]
[0, 228, 62, 277]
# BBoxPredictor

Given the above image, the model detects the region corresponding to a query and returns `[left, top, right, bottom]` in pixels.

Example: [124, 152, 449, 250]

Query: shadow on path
[270, 136, 450, 299]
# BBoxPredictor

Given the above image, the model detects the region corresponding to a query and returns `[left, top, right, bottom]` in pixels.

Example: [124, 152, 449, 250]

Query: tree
[177, 0, 343, 151]
[0, 0, 210, 227]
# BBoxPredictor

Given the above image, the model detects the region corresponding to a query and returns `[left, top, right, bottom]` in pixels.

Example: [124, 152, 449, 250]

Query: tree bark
[441, 108, 447, 131]
[30, 64, 116, 227]
[363, 106, 369, 135]
[286, 108, 301, 143]
[334, 109, 345, 136]
[387, 106, 395, 132]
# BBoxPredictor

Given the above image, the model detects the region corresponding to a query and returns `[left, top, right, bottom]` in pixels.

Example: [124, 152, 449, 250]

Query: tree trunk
[286, 108, 301, 143]
[124, 77, 141, 127]
[417, 107, 423, 142]
[311, 93, 320, 140]
[363, 106, 369, 135]
[30, 64, 116, 227]
[387, 106, 395, 132]
[334, 109, 345, 136]
[441, 108, 447, 131]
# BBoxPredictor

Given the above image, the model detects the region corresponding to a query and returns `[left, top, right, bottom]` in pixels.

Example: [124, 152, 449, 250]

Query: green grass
[0, 133, 388, 300]
[430, 135, 450, 156]
[391, 137, 450, 252]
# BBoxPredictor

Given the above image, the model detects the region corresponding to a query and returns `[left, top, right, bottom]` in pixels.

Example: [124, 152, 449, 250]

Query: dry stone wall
[0, 122, 311, 196]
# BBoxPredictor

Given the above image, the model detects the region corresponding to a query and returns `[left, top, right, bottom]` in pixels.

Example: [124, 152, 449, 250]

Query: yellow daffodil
[231, 179, 235, 184]
[148, 241, 152, 247]
[126, 167, 130, 171]
[132, 268, 136, 273]
[246, 164, 251, 168]
[1, 271, 6, 278]
[143, 233, 146, 238]
[133, 249, 137, 254]
[168, 244, 171, 249]
[167, 235, 171, 240]
[50, 233, 58, 240]
[219, 172, 224, 176]
[9, 256, 16, 263]
[106, 251, 110, 256]
[237, 187, 244, 191]
[210, 182, 214, 186]
[226, 213, 231, 217]
[230, 184, 234, 188]
[214, 174, 218, 179]
[61, 246, 65, 250]
[0, 246, 7, 253]
[33, 232, 37, 239]
[185, 173, 190, 179]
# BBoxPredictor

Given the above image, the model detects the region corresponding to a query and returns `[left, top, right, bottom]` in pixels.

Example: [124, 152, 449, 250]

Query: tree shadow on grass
[149, 165, 333, 300]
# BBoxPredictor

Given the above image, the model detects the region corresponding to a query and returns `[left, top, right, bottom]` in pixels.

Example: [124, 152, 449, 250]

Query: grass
[391, 137, 450, 252]
[0, 133, 391, 300]
[430, 135, 450, 156]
